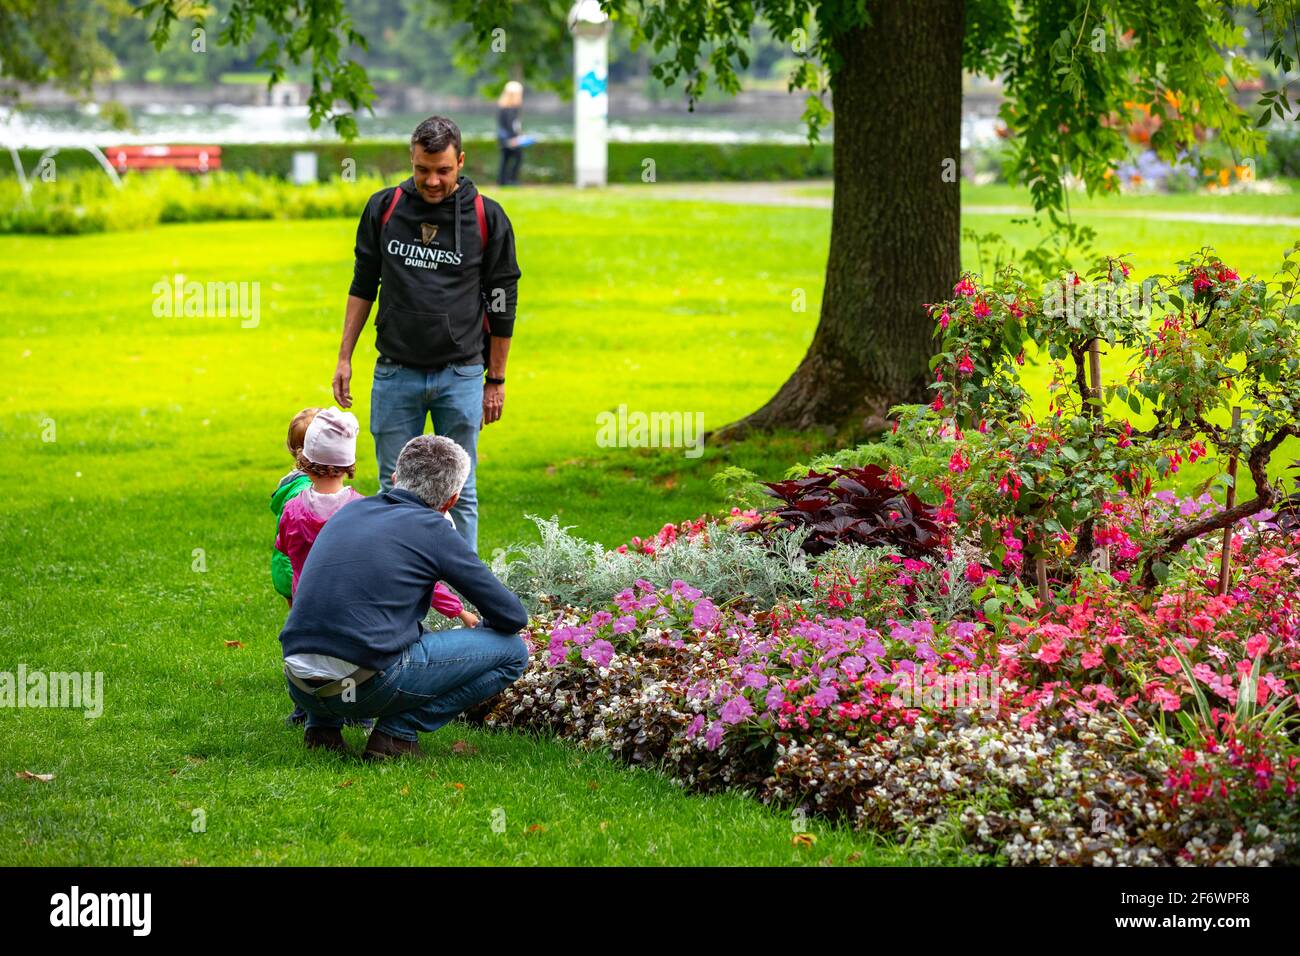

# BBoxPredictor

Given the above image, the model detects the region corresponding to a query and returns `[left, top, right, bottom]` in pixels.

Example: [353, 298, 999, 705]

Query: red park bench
[105, 145, 222, 173]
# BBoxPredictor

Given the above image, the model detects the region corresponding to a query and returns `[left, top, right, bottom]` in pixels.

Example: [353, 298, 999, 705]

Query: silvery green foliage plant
[491, 515, 816, 614]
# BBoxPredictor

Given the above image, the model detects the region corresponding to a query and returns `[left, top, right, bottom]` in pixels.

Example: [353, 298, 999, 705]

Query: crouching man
[279, 434, 530, 759]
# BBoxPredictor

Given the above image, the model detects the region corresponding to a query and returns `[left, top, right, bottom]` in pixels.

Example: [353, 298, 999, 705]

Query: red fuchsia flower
[939, 308, 951, 330]
[931, 392, 945, 413]
[996, 470, 1022, 502]
[1070, 272, 1082, 286]
[1192, 270, 1213, 293]
[1120, 261, 1131, 278]
[1008, 299, 1024, 318]
[957, 352, 975, 375]
[936, 483, 958, 524]
[1116, 420, 1133, 449]
[972, 299, 991, 319]
[1014, 349, 1025, 366]
[1166, 451, 1183, 474]
[953, 276, 977, 297]
[1216, 265, 1239, 282]
[948, 449, 970, 474]
[978, 419, 988, 434]
[885, 465, 905, 490]
[1001, 532, 1024, 572]
[1188, 441, 1207, 464]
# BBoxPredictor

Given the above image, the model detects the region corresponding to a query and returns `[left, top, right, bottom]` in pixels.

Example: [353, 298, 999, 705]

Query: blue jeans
[285, 627, 530, 742]
[371, 359, 483, 554]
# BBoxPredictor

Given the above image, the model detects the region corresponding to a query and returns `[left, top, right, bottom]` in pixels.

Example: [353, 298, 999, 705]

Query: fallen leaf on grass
[528, 824, 547, 833]
[450, 740, 478, 755]
[587, 780, 600, 791]
[338, 779, 355, 789]
[845, 851, 863, 864]
[792, 832, 816, 847]
[15, 771, 54, 782]
[223, 640, 244, 649]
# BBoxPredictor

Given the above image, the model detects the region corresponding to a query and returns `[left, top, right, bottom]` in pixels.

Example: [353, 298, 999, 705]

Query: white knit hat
[303, 407, 359, 467]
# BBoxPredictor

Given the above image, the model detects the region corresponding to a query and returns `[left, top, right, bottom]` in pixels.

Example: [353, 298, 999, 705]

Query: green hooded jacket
[270, 471, 312, 599]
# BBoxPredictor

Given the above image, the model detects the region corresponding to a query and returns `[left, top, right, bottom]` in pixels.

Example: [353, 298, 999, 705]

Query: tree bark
[711, 0, 965, 442]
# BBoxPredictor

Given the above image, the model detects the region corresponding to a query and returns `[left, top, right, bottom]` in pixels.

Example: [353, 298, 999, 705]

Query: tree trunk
[712, 1, 965, 442]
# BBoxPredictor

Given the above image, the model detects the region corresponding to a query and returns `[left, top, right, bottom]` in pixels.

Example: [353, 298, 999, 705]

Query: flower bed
[473, 514, 1299, 865]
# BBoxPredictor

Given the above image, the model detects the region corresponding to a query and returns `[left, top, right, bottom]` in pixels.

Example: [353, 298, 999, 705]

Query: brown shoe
[304, 726, 350, 754]
[362, 729, 425, 761]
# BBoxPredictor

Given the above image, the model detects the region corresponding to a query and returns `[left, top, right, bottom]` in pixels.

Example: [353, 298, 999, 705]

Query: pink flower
[1035, 641, 1064, 665]
[953, 276, 977, 297]
[939, 308, 951, 330]
[972, 299, 991, 318]
[964, 562, 987, 585]
[957, 353, 975, 375]
[720, 694, 754, 725]
[931, 392, 945, 413]
[581, 639, 615, 669]
[1081, 650, 1103, 669]
[1151, 687, 1183, 712]
[1246, 633, 1269, 658]
[692, 599, 720, 630]
[1156, 656, 1181, 676]
[948, 449, 970, 474]
[704, 721, 724, 750]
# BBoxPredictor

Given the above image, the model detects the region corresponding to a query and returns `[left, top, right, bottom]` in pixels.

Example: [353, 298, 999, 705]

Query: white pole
[568, 1, 609, 188]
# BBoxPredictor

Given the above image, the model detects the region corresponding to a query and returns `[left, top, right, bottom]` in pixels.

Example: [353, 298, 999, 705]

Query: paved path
[609, 180, 1300, 228]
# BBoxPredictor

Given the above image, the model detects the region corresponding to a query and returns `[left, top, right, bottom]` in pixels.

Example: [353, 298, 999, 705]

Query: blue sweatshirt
[278, 488, 529, 670]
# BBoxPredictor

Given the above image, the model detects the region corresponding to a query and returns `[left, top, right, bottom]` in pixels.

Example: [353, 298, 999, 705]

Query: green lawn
[2, 185, 1296, 865]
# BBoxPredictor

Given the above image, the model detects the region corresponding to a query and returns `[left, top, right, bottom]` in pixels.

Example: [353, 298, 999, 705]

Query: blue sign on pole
[579, 70, 607, 97]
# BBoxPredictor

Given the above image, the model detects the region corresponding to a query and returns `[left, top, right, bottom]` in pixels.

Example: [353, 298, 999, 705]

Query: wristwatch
[485, 374, 506, 385]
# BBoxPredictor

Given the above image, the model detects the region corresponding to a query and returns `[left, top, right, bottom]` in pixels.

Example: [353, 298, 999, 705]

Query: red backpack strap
[474, 193, 488, 248]
[476, 193, 492, 339]
[379, 186, 402, 229]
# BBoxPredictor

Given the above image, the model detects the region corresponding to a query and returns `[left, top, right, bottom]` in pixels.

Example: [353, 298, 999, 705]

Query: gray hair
[393, 435, 470, 508]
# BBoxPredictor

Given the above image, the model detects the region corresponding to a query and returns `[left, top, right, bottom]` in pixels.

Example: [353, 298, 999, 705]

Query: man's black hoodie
[349, 174, 520, 368]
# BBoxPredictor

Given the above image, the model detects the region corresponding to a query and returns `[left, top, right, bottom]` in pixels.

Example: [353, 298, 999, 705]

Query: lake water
[1, 104, 1002, 149]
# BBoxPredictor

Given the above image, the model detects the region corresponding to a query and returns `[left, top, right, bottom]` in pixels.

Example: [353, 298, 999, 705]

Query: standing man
[333, 115, 520, 555]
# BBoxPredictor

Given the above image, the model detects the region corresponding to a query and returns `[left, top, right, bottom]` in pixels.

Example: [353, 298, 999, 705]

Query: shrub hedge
[6, 138, 833, 184]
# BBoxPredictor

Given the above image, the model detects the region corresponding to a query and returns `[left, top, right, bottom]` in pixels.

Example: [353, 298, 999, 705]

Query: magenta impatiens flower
[704, 721, 724, 751]
[581, 639, 615, 669]
[692, 598, 720, 630]
[720, 694, 754, 725]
